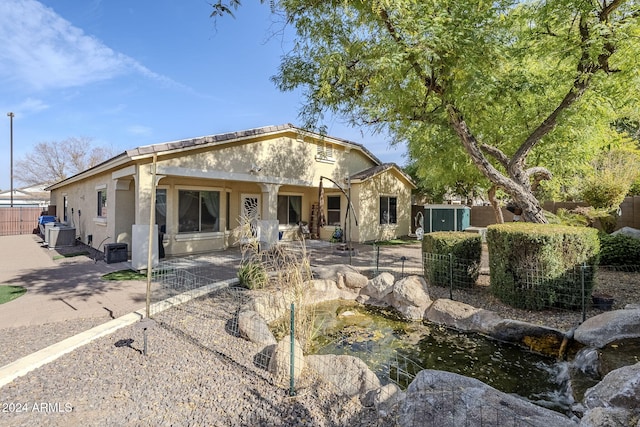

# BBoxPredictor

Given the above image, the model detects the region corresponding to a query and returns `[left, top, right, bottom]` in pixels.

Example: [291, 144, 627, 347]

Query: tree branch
[480, 144, 509, 169]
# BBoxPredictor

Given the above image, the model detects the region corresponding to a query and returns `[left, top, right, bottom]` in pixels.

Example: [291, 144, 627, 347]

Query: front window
[380, 196, 397, 225]
[277, 195, 302, 225]
[327, 196, 341, 225]
[63, 196, 68, 223]
[97, 190, 107, 218]
[178, 190, 220, 233]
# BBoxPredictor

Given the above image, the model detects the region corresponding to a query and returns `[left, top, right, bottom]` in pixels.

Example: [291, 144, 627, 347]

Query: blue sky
[0, 0, 407, 190]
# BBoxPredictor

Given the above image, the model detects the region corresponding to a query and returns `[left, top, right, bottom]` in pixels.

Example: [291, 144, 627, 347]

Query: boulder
[237, 310, 277, 347]
[362, 383, 405, 417]
[579, 407, 634, 427]
[247, 289, 292, 323]
[582, 362, 640, 415]
[305, 354, 381, 401]
[312, 264, 368, 289]
[398, 370, 577, 427]
[488, 319, 567, 356]
[424, 298, 501, 334]
[611, 226, 640, 240]
[268, 336, 304, 386]
[385, 275, 432, 321]
[306, 279, 359, 303]
[574, 309, 640, 348]
[361, 272, 395, 301]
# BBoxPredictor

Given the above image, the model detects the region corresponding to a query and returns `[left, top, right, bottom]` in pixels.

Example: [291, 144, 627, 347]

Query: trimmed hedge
[599, 232, 640, 266]
[487, 223, 599, 310]
[422, 232, 482, 288]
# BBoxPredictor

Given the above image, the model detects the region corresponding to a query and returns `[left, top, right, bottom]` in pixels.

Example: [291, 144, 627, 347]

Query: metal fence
[0, 206, 42, 236]
[137, 244, 572, 426]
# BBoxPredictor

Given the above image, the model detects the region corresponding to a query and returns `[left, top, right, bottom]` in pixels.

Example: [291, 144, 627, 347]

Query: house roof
[46, 124, 400, 190]
[126, 123, 385, 164]
[350, 163, 416, 189]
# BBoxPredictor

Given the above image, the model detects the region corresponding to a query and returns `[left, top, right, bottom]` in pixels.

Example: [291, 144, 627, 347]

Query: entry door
[241, 194, 261, 238]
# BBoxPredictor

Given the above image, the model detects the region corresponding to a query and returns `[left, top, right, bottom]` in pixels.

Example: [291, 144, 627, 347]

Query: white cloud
[18, 97, 49, 113]
[127, 125, 153, 136]
[0, 0, 180, 91]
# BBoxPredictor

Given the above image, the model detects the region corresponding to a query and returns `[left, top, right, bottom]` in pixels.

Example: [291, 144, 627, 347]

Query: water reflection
[310, 301, 575, 413]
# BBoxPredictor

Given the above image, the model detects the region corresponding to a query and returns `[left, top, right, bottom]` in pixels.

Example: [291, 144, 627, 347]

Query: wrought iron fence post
[449, 253, 453, 300]
[375, 244, 380, 275]
[289, 303, 296, 396]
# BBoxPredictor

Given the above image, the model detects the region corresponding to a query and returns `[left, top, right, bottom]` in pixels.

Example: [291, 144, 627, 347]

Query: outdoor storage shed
[424, 204, 470, 233]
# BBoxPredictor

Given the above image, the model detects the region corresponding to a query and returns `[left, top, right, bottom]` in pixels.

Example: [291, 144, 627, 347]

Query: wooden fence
[0, 207, 44, 236]
[469, 196, 640, 230]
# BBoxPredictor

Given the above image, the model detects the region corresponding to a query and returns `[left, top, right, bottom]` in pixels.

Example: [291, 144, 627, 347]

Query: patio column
[258, 183, 281, 221]
[258, 183, 281, 248]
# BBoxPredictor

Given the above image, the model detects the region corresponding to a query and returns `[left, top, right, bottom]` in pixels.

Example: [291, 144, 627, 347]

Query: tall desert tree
[213, 0, 639, 222]
[15, 137, 115, 186]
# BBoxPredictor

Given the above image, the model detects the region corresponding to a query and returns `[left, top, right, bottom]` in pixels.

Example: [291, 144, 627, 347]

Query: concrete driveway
[0, 234, 147, 327]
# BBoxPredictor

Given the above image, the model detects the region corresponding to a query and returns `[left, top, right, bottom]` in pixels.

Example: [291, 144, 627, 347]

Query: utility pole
[6, 112, 14, 207]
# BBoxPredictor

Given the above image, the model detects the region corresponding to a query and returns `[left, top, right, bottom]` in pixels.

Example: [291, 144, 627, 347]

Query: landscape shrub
[487, 223, 599, 310]
[599, 233, 640, 266]
[237, 261, 268, 289]
[422, 232, 482, 288]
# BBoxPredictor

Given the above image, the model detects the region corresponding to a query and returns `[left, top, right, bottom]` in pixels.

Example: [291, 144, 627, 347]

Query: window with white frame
[379, 196, 397, 225]
[316, 141, 334, 160]
[97, 189, 107, 218]
[327, 195, 341, 225]
[178, 190, 220, 233]
[277, 195, 302, 225]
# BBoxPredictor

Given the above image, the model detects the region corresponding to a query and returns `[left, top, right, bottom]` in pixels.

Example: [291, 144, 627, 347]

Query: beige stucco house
[46, 124, 414, 263]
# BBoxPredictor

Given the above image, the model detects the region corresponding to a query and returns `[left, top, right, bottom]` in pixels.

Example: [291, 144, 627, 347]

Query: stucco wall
[50, 170, 120, 251]
[352, 170, 412, 242]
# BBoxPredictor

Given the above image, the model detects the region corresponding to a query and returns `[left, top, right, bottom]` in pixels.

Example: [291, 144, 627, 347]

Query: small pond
[309, 301, 575, 414]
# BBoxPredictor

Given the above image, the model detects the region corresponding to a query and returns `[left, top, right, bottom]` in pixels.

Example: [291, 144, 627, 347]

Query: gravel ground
[0, 288, 387, 427]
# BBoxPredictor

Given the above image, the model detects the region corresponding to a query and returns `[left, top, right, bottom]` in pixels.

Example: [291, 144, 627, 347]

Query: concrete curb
[0, 278, 239, 389]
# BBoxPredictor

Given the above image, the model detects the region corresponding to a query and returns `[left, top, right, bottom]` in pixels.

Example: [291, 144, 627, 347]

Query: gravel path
[0, 288, 387, 427]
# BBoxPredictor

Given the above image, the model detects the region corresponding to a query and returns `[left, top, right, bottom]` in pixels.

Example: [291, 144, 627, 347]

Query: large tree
[15, 137, 115, 186]
[214, 0, 640, 222]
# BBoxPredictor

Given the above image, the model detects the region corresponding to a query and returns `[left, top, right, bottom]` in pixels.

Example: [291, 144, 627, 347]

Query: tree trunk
[488, 185, 504, 224]
[447, 105, 549, 224]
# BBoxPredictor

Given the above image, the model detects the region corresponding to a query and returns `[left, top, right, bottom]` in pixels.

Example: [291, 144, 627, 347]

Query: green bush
[487, 223, 599, 310]
[599, 233, 640, 266]
[422, 232, 482, 288]
[237, 261, 268, 289]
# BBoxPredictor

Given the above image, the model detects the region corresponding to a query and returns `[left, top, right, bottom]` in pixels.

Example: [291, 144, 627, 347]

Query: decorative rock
[582, 362, 640, 415]
[489, 319, 566, 356]
[305, 354, 381, 401]
[247, 290, 291, 323]
[311, 264, 367, 290]
[424, 298, 501, 334]
[362, 383, 405, 416]
[306, 279, 358, 303]
[579, 407, 634, 427]
[340, 271, 369, 290]
[611, 226, 640, 240]
[398, 370, 577, 427]
[385, 276, 432, 321]
[574, 309, 640, 348]
[237, 310, 277, 347]
[361, 272, 395, 301]
[268, 336, 304, 386]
